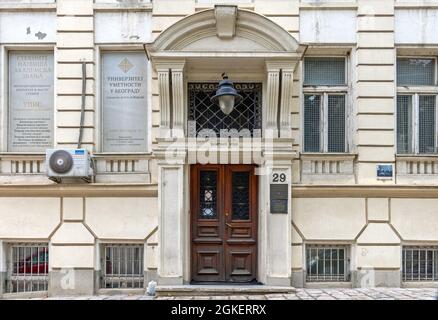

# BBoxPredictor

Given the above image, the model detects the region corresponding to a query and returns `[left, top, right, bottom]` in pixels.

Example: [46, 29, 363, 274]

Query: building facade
[0, 0, 438, 297]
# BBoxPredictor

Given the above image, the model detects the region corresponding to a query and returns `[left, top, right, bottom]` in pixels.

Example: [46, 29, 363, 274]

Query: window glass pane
[8, 52, 54, 152]
[102, 52, 148, 152]
[419, 95, 436, 154]
[327, 95, 345, 152]
[397, 95, 413, 154]
[199, 171, 218, 219]
[304, 95, 321, 152]
[397, 58, 435, 86]
[304, 57, 346, 86]
[232, 172, 250, 220]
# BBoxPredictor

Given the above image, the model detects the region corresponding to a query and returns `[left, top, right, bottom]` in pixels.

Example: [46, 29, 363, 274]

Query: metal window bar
[101, 244, 144, 289]
[304, 94, 321, 152]
[327, 95, 346, 152]
[397, 58, 435, 86]
[188, 83, 262, 137]
[6, 243, 49, 293]
[418, 95, 436, 154]
[402, 247, 438, 282]
[397, 95, 414, 154]
[306, 245, 350, 282]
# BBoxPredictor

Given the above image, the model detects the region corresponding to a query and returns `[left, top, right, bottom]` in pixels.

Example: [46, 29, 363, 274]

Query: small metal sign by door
[270, 170, 289, 214]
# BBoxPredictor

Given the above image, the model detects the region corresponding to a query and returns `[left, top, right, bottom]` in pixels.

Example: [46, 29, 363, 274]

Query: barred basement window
[306, 245, 350, 282]
[5, 243, 49, 293]
[397, 95, 437, 154]
[403, 246, 438, 282]
[101, 244, 144, 289]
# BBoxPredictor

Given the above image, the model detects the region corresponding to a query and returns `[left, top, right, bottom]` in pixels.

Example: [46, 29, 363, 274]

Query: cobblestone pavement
[8, 288, 438, 300]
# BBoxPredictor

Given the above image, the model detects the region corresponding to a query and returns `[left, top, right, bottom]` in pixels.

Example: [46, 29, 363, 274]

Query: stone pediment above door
[146, 5, 306, 146]
[146, 5, 305, 56]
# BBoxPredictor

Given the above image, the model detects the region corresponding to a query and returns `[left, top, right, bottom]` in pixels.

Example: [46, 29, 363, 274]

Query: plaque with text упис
[270, 184, 288, 214]
[8, 52, 54, 152]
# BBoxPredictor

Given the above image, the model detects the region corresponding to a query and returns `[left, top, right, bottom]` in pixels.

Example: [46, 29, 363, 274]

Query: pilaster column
[279, 68, 294, 138]
[155, 141, 187, 285]
[265, 61, 298, 139]
[171, 62, 186, 138]
[259, 140, 296, 286]
[157, 68, 171, 138]
[155, 60, 186, 139]
[0, 241, 5, 297]
[56, 0, 95, 151]
[265, 63, 280, 138]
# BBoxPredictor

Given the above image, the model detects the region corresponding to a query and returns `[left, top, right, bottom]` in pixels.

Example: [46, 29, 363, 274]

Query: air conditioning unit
[46, 149, 93, 179]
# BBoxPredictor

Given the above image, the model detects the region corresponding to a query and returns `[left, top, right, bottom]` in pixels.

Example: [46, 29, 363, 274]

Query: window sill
[402, 281, 438, 288]
[304, 281, 352, 289]
[301, 152, 357, 160]
[300, 153, 356, 184]
[396, 155, 438, 184]
[97, 288, 145, 296]
[396, 154, 438, 159]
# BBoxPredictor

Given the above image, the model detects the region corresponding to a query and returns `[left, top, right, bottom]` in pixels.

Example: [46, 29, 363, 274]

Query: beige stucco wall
[85, 197, 158, 240]
[0, 0, 438, 292]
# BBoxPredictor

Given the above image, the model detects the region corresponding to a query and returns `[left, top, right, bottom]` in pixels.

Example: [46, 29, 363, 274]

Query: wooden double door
[191, 164, 258, 283]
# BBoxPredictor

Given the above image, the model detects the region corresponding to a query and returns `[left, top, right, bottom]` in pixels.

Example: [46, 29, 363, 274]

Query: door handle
[225, 222, 232, 228]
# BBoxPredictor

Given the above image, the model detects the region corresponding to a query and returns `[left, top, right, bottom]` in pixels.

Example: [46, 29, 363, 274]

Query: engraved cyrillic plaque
[102, 52, 148, 152]
[8, 52, 54, 152]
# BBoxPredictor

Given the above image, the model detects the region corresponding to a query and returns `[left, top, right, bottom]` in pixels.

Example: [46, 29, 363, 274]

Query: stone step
[155, 285, 296, 297]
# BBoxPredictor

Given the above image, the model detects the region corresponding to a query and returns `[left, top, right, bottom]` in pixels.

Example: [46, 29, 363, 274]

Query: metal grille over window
[304, 95, 321, 152]
[306, 245, 350, 282]
[403, 247, 438, 282]
[397, 95, 413, 154]
[232, 172, 250, 220]
[327, 95, 346, 152]
[199, 170, 218, 219]
[101, 244, 144, 289]
[419, 96, 436, 154]
[397, 58, 435, 86]
[188, 83, 262, 137]
[6, 244, 49, 293]
[304, 57, 346, 86]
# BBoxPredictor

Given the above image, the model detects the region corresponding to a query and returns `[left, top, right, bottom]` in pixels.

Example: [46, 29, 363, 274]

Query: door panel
[191, 164, 257, 283]
[224, 166, 257, 282]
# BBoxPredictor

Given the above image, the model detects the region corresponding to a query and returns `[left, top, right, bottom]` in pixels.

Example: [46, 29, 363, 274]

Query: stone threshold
[156, 285, 296, 297]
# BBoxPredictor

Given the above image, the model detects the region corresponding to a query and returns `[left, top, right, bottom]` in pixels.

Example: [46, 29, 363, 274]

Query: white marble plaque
[8, 52, 54, 152]
[102, 52, 148, 152]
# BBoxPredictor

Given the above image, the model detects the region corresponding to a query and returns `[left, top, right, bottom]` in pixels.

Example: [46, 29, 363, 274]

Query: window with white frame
[306, 244, 350, 282]
[101, 51, 148, 152]
[8, 51, 54, 152]
[402, 246, 438, 282]
[5, 243, 49, 293]
[397, 57, 438, 154]
[101, 244, 144, 289]
[303, 57, 348, 153]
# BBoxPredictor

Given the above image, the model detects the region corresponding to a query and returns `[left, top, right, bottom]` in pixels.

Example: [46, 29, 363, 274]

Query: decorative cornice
[292, 185, 438, 198]
[145, 7, 303, 56]
[0, 184, 158, 197]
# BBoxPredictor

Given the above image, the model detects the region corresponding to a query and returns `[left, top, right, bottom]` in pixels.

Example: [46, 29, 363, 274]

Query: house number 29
[272, 173, 286, 183]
